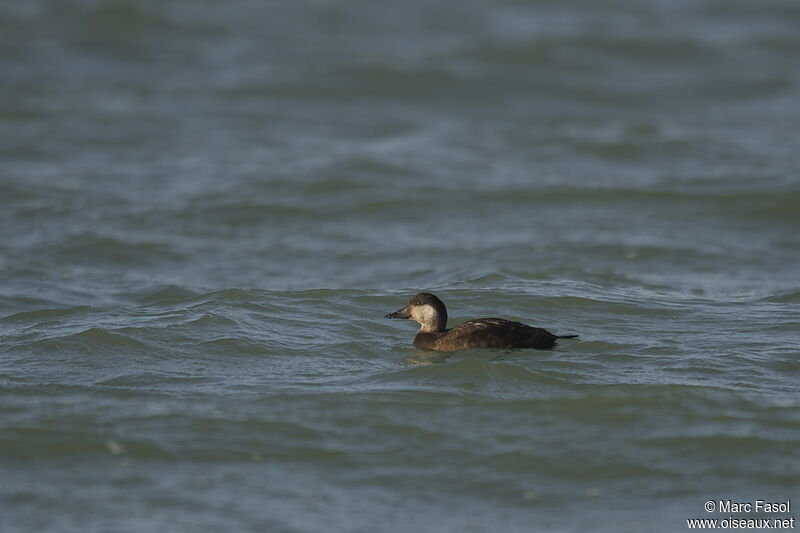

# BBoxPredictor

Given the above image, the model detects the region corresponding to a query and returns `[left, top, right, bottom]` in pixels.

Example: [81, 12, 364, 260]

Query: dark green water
[1, 1, 799, 532]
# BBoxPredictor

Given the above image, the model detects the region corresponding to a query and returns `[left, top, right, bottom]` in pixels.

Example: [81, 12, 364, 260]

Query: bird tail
[557, 335, 579, 339]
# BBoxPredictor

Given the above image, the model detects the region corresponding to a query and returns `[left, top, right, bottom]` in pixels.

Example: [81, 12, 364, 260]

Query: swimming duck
[385, 292, 577, 351]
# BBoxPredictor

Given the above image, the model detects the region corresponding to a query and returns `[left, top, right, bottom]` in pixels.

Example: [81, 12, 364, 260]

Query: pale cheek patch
[411, 304, 439, 332]
[418, 305, 437, 324]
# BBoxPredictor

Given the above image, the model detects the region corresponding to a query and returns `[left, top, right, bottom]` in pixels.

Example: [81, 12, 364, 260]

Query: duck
[385, 292, 577, 351]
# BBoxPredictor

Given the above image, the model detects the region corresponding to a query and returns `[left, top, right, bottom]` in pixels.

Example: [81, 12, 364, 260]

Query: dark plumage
[385, 293, 577, 351]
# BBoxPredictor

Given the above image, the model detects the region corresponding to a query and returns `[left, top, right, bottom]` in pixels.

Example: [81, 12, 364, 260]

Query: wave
[49, 233, 185, 267]
[762, 290, 800, 303]
[16, 327, 158, 358]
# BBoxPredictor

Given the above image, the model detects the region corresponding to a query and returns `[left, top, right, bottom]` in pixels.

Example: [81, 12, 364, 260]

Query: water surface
[1, 1, 799, 532]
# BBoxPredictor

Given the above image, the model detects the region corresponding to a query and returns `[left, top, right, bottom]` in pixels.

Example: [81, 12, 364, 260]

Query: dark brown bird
[385, 293, 577, 351]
